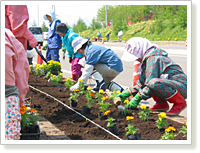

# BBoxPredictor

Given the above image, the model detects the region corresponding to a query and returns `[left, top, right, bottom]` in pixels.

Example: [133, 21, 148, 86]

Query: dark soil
[25, 73, 187, 140]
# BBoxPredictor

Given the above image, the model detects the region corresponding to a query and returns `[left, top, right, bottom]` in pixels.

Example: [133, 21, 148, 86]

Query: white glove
[78, 57, 86, 67]
[70, 82, 80, 91]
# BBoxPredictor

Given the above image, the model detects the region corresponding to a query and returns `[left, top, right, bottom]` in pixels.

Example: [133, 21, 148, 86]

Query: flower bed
[25, 73, 187, 140]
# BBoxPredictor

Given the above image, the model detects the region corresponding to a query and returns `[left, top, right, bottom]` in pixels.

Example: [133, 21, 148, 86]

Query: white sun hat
[72, 37, 88, 53]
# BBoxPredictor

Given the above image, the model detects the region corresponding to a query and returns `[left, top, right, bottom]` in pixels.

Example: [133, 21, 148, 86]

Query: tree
[72, 18, 87, 33]
[32, 19, 37, 26]
[90, 18, 102, 30]
[41, 21, 48, 32]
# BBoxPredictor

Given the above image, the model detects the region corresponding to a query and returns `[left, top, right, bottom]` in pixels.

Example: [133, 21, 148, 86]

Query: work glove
[62, 45, 66, 52]
[128, 93, 142, 109]
[69, 57, 72, 63]
[114, 90, 131, 106]
[42, 44, 47, 50]
[70, 82, 80, 91]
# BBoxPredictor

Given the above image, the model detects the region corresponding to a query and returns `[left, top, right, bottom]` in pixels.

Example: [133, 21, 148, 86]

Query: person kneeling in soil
[114, 37, 187, 116]
[5, 29, 30, 140]
[70, 37, 124, 92]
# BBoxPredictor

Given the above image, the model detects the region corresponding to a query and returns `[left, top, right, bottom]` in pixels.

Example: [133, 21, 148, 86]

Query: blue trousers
[46, 47, 60, 62]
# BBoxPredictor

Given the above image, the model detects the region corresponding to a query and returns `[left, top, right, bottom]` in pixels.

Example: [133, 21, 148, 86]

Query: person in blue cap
[43, 10, 62, 62]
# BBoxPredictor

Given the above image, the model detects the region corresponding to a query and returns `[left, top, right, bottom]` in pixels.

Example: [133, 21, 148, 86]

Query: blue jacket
[62, 29, 83, 58]
[85, 43, 123, 72]
[47, 20, 62, 49]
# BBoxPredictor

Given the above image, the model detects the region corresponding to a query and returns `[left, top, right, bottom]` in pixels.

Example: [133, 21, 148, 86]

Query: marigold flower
[60, 73, 63, 76]
[113, 90, 116, 94]
[159, 112, 166, 118]
[140, 104, 146, 110]
[89, 93, 95, 98]
[36, 67, 40, 70]
[78, 79, 83, 82]
[165, 128, 171, 132]
[104, 110, 111, 115]
[50, 74, 53, 76]
[73, 89, 80, 92]
[168, 126, 176, 132]
[126, 116, 134, 120]
[117, 91, 121, 94]
[52, 78, 56, 81]
[87, 86, 91, 91]
[30, 65, 33, 68]
[101, 96, 108, 101]
[186, 123, 187, 126]
[20, 107, 23, 111]
[99, 89, 104, 93]
[22, 105, 27, 109]
[66, 78, 71, 81]
[124, 100, 129, 104]
[28, 109, 36, 112]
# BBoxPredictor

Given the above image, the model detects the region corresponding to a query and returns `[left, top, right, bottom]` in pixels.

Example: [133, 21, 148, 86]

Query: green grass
[80, 19, 187, 41]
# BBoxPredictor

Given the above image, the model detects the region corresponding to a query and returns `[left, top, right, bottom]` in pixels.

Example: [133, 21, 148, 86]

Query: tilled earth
[25, 73, 187, 140]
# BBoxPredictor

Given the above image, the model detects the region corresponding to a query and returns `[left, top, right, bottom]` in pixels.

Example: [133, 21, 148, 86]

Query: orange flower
[22, 105, 27, 109]
[73, 89, 80, 92]
[28, 109, 36, 112]
[101, 96, 108, 101]
[126, 116, 134, 120]
[20, 111, 25, 115]
[89, 93, 95, 98]
[104, 110, 111, 115]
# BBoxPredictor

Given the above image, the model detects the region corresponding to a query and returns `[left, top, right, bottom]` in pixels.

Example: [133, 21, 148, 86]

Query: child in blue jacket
[55, 23, 83, 81]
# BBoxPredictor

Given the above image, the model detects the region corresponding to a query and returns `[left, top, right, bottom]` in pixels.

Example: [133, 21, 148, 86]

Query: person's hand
[29, 36, 38, 48]
[70, 82, 80, 91]
[114, 90, 131, 106]
[128, 93, 142, 109]
[69, 57, 72, 63]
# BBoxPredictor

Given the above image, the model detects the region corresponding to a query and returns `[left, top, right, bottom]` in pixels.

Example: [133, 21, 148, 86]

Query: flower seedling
[96, 89, 104, 101]
[68, 89, 80, 103]
[160, 126, 177, 140]
[35, 64, 41, 76]
[30, 65, 34, 74]
[20, 105, 41, 130]
[178, 123, 187, 137]
[78, 79, 85, 95]
[125, 116, 139, 136]
[106, 116, 116, 128]
[50, 72, 63, 86]
[85, 86, 95, 108]
[97, 96, 111, 114]
[156, 112, 168, 129]
[138, 104, 152, 121]
[121, 100, 130, 115]
[108, 90, 121, 100]
[46, 60, 61, 72]
[64, 78, 74, 89]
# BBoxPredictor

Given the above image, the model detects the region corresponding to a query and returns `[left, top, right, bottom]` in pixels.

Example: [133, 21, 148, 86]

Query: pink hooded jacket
[5, 5, 37, 50]
[5, 29, 30, 105]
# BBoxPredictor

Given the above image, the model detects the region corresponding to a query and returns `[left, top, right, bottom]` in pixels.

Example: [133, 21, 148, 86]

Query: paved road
[32, 41, 188, 118]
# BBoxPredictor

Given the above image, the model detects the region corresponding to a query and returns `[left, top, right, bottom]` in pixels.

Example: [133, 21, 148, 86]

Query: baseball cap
[55, 23, 68, 34]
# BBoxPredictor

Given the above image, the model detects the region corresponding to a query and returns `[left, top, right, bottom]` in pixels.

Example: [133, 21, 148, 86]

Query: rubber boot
[166, 91, 187, 116]
[107, 81, 124, 92]
[149, 95, 169, 111]
[72, 74, 81, 82]
[90, 70, 106, 91]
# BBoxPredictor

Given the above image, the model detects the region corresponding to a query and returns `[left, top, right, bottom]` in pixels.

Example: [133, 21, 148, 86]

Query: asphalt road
[32, 41, 188, 118]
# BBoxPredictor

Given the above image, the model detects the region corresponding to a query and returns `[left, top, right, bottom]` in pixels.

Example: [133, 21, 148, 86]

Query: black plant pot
[107, 124, 119, 135]
[81, 106, 92, 114]
[20, 122, 41, 140]
[70, 100, 78, 107]
[98, 112, 108, 121]
[127, 133, 141, 140]
[51, 71, 59, 75]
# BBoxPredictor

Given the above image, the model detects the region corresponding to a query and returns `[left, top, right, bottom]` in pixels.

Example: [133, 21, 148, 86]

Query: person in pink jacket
[5, 28, 30, 140]
[5, 5, 38, 50]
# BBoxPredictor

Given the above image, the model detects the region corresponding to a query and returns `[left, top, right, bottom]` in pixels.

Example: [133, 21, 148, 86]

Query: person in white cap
[43, 10, 62, 62]
[114, 37, 187, 116]
[70, 37, 124, 92]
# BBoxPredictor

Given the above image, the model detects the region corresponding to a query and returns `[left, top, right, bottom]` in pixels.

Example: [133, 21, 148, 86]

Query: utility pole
[38, 5, 39, 26]
[105, 5, 107, 28]
[52, 5, 55, 12]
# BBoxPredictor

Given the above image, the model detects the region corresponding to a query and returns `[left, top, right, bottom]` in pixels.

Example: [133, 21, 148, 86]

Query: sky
[27, 2, 104, 28]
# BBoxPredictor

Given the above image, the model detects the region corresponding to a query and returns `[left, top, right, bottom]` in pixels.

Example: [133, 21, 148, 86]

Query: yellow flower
[168, 38, 170, 41]
[186, 123, 187, 126]
[36, 67, 39, 70]
[113, 90, 116, 94]
[60, 73, 63, 76]
[50, 74, 53, 76]
[124, 100, 129, 104]
[30, 65, 33, 68]
[117, 91, 121, 94]
[165, 128, 171, 132]
[174, 38, 178, 41]
[40, 65, 43, 68]
[104, 110, 111, 115]
[99, 89, 104, 93]
[126, 116, 134, 120]
[140, 104, 146, 110]
[159, 112, 166, 118]
[66, 78, 71, 81]
[87, 86, 91, 91]
[52, 78, 56, 81]
[101, 96, 108, 101]
[78, 79, 83, 82]
[159, 117, 162, 121]
[168, 126, 176, 132]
